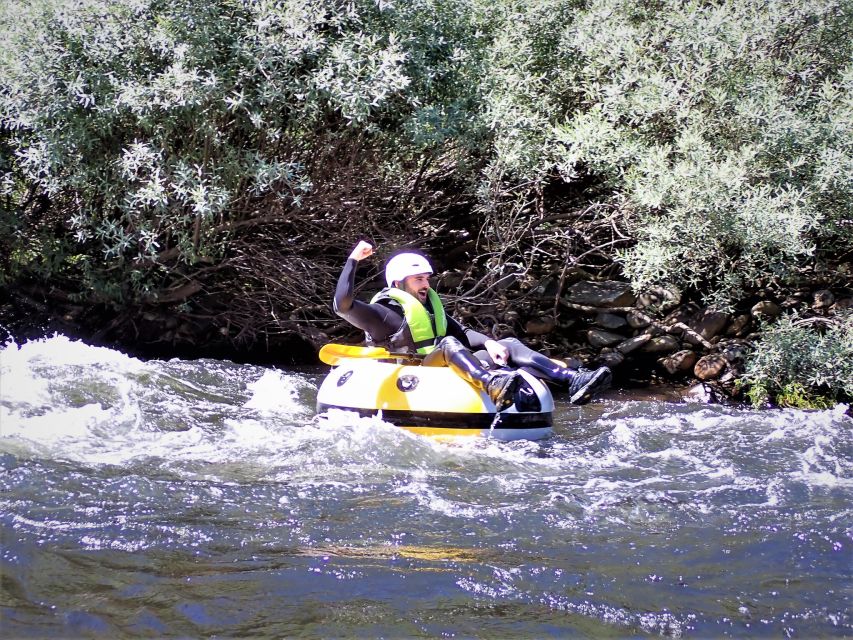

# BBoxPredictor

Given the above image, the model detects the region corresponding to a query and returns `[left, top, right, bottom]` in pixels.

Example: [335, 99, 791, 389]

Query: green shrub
[547, 0, 852, 307]
[2, 0, 851, 325]
[742, 312, 853, 407]
[0, 0, 491, 302]
[459, 0, 852, 309]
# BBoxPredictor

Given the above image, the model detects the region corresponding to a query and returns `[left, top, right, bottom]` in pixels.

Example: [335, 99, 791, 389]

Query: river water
[1, 335, 850, 638]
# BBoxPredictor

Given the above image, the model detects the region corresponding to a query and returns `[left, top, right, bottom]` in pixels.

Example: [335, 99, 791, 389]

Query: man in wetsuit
[333, 240, 612, 409]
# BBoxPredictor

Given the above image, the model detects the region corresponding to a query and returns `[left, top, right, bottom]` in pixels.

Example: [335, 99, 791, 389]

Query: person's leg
[498, 338, 612, 404]
[424, 337, 521, 410]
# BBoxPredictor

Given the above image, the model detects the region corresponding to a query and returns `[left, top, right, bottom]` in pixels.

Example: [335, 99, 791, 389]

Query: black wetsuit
[333, 258, 489, 351]
[333, 258, 570, 382]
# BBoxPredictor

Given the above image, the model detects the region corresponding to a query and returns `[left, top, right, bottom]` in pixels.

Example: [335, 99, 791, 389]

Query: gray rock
[659, 349, 698, 375]
[562, 356, 584, 370]
[641, 335, 680, 354]
[831, 297, 853, 313]
[626, 310, 652, 329]
[587, 329, 624, 348]
[716, 339, 750, 366]
[684, 383, 716, 403]
[726, 314, 751, 337]
[664, 303, 699, 327]
[565, 280, 636, 308]
[751, 300, 781, 319]
[637, 285, 681, 312]
[525, 316, 556, 335]
[694, 354, 727, 380]
[693, 310, 730, 340]
[597, 349, 625, 369]
[595, 312, 628, 330]
[617, 334, 652, 354]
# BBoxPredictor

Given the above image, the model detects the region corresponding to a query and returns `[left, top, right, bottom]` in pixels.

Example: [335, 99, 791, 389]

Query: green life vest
[370, 287, 447, 354]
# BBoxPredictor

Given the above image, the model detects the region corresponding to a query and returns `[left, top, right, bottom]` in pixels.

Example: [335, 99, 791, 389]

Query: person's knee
[499, 337, 524, 357]
[500, 337, 522, 348]
[424, 336, 465, 367]
[437, 336, 465, 354]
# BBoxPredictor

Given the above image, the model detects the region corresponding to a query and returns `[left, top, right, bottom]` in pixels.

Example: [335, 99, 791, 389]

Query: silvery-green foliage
[550, 0, 853, 307]
[2, 0, 317, 290]
[2, 0, 850, 312]
[0, 0, 487, 298]
[743, 312, 853, 405]
[470, 0, 585, 184]
[359, 0, 491, 155]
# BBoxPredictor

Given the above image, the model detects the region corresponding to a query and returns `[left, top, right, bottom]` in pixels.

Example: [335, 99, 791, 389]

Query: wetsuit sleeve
[333, 258, 402, 341]
[445, 316, 491, 350]
[333, 258, 359, 314]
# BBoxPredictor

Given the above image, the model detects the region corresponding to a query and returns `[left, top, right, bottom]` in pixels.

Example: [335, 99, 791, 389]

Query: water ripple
[1, 336, 851, 637]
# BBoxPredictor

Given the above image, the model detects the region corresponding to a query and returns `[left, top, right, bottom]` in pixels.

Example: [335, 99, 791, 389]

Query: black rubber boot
[512, 377, 541, 413]
[562, 367, 612, 404]
[484, 371, 522, 411]
[436, 339, 521, 411]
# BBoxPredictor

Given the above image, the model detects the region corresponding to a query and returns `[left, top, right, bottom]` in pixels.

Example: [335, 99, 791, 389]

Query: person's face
[398, 273, 431, 303]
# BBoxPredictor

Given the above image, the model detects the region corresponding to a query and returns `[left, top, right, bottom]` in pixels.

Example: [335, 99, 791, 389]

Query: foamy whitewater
[1, 335, 851, 637]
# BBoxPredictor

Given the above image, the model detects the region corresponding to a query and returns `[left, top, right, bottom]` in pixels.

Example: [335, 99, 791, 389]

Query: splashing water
[1, 335, 850, 637]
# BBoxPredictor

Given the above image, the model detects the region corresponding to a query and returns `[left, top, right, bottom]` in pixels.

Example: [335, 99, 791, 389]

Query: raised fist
[348, 240, 374, 261]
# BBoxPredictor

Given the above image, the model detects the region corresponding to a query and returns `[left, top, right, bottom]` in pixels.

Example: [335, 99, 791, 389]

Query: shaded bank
[3, 262, 851, 409]
[0, 283, 317, 365]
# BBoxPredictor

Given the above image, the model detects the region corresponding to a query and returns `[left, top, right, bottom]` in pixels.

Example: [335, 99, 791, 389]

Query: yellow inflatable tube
[316, 358, 554, 440]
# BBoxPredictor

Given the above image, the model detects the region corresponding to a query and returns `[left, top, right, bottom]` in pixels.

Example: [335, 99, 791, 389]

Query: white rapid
[1, 335, 850, 637]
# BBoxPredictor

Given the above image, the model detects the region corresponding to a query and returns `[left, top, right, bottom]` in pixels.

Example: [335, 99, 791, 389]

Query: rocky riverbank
[503, 279, 853, 403]
[3, 275, 851, 406]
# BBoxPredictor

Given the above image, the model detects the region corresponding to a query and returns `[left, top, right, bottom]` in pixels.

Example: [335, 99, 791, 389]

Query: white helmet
[385, 252, 433, 287]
